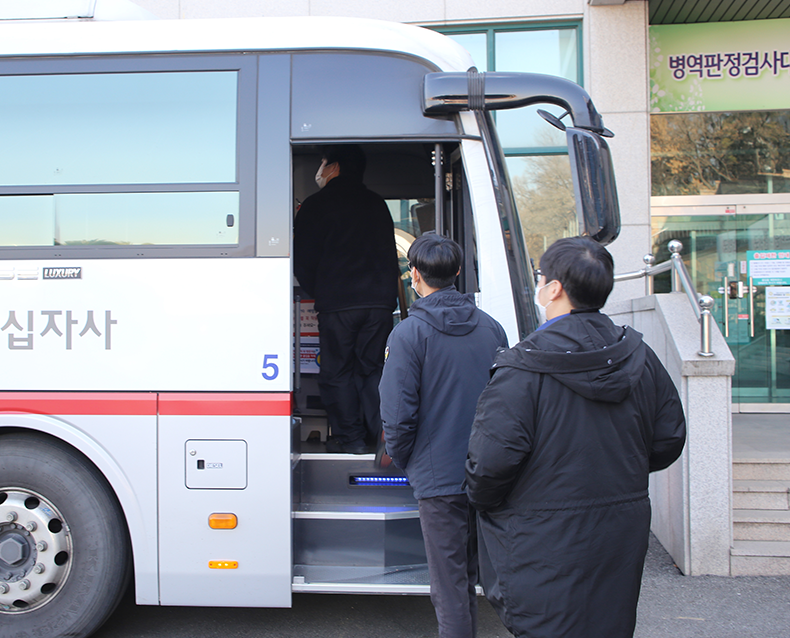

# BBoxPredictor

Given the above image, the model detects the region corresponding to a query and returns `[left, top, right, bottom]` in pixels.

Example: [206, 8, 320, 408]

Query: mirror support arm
[423, 70, 606, 134]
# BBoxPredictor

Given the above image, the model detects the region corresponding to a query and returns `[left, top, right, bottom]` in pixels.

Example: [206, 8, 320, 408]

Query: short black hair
[407, 234, 462, 289]
[322, 144, 366, 181]
[539, 237, 614, 309]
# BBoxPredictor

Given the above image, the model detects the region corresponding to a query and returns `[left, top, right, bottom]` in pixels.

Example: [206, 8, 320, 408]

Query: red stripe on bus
[158, 393, 292, 416]
[0, 392, 157, 415]
[0, 392, 292, 417]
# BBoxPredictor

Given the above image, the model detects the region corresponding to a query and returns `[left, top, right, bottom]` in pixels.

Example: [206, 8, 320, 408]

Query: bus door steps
[294, 503, 420, 520]
[293, 452, 425, 580]
[292, 563, 430, 594]
[296, 452, 417, 506]
[293, 503, 426, 571]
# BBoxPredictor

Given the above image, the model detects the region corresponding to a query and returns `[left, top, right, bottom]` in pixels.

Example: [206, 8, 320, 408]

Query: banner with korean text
[649, 19, 790, 113]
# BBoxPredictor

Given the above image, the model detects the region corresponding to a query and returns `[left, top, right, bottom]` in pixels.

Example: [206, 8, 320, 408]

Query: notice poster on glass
[299, 299, 319, 339]
[766, 287, 790, 330]
[747, 251, 790, 286]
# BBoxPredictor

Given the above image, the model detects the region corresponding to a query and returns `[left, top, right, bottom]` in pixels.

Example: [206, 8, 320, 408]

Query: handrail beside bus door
[434, 143, 443, 235]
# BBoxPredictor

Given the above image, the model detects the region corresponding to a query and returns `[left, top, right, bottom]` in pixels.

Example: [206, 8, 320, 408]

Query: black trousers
[318, 307, 392, 446]
[418, 493, 479, 638]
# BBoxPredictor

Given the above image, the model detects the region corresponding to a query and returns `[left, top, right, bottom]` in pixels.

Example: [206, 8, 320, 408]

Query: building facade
[648, 13, 790, 412]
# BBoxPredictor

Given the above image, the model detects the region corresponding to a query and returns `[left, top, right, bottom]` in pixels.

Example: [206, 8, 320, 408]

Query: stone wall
[606, 293, 736, 575]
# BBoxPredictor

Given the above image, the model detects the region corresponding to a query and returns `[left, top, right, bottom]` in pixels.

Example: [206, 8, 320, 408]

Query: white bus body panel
[158, 414, 292, 607]
[0, 258, 292, 392]
[0, 16, 474, 73]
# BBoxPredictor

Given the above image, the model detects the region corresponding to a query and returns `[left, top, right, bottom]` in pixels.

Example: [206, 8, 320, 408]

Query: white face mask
[410, 267, 422, 297]
[534, 281, 555, 325]
[314, 160, 336, 189]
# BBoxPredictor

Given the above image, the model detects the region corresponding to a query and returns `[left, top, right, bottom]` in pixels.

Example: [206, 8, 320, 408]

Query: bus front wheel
[0, 432, 130, 638]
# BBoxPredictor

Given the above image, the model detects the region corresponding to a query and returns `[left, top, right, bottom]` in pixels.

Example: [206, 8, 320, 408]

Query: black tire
[0, 431, 131, 638]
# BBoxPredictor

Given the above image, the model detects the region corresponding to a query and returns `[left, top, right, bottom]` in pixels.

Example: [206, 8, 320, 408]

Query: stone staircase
[731, 458, 790, 575]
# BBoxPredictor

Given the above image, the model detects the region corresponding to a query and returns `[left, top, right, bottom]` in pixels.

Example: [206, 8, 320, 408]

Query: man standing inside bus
[379, 235, 507, 638]
[294, 145, 399, 454]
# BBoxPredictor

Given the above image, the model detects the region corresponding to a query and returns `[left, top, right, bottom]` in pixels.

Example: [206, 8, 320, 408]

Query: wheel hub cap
[0, 488, 72, 613]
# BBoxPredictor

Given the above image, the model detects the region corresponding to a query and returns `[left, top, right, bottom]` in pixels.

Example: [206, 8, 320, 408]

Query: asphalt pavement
[634, 534, 790, 638]
[93, 534, 790, 638]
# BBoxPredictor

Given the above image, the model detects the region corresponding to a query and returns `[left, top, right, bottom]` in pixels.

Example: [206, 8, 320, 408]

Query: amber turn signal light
[208, 513, 238, 529]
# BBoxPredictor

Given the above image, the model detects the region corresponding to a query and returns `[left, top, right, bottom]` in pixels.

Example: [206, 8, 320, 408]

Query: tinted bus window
[0, 192, 239, 247]
[0, 56, 256, 257]
[0, 71, 237, 186]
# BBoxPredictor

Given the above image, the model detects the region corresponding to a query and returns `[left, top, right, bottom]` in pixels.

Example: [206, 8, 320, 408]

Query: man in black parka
[380, 235, 507, 638]
[294, 145, 399, 454]
[466, 237, 686, 638]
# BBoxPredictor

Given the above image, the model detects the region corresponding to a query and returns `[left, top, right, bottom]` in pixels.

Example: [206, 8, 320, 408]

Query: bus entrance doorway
[289, 142, 475, 591]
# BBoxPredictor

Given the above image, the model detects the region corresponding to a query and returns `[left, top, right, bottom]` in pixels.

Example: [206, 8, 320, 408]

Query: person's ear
[546, 280, 564, 302]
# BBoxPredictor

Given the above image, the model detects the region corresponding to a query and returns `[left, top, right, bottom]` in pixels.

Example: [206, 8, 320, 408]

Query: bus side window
[0, 57, 256, 257]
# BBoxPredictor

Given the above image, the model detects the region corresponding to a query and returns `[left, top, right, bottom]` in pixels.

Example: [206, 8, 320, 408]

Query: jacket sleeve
[498, 325, 509, 349]
[379, 325, 423, 470]
[293, 199, 322, 298]
[646, 350, 687, 472]
[465, 365, 537, 511]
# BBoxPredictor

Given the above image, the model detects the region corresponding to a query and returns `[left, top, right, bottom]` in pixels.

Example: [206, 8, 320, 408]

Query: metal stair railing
[614, 240, 715, 358]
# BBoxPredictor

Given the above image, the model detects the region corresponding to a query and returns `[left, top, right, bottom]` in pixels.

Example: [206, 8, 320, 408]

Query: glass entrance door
[733, 215, 790, 403]
[652, 212, 790, 405]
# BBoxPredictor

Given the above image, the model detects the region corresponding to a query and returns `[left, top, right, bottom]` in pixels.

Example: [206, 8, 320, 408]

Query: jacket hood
[493, 311, 646, 403]
[408, 286, 479, 336]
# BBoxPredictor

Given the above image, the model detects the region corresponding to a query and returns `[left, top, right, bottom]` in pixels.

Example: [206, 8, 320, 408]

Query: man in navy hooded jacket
[379, 234, 507, 638]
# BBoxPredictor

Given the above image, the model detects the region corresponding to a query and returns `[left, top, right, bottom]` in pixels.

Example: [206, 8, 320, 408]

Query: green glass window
[494, 29, 578, 150]
[651, 110, 790, 197]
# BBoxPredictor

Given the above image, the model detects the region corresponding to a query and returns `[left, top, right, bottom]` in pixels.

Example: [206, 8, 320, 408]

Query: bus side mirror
[566, 127, 620, 246]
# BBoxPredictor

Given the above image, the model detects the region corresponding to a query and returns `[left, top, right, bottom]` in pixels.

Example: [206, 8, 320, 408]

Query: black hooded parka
[293, 174, 398, 313]
[465, 310, 686, 638]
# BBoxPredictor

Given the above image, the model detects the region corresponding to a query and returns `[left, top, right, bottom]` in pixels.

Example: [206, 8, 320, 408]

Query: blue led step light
[349, 475, 410, 487]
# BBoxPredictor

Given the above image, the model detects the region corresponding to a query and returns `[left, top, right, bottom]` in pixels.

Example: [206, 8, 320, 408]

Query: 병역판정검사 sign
[649, 19, 790, 112]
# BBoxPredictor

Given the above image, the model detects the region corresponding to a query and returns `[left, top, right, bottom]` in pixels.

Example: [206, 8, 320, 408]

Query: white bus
[0, 15, 619, 638]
